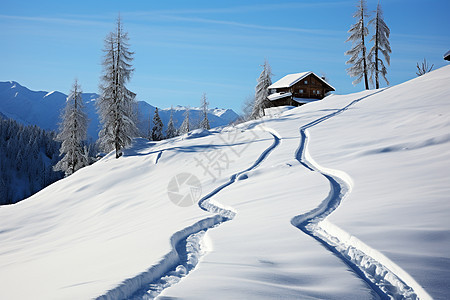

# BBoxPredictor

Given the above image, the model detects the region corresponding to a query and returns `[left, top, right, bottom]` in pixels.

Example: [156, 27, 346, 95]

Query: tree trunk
[375, 12, 380, 89]
[361, 9, 369, 90]
[115, 19, 121, 159]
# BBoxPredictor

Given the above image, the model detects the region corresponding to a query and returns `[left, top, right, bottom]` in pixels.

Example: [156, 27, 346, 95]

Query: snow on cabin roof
[268, 72, 310, 89]
[444, 50, 450, 61]
[268, 71, 335, 91]
[292, 97, 321, 104]
[268, 92, 292, 101]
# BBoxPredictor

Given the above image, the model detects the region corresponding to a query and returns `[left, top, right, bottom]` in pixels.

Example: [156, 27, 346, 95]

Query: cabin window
[299, 89, 303, 94]
[304, 80, 308, 84]
[316, 90, 321, 94]
[312, 90, 316, 94]
[312, 79, 315, 84]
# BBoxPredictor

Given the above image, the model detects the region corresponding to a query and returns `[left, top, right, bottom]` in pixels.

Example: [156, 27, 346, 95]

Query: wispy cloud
[391, 32, 450, 43]
[134, 14, 343, 36]
[126, 1, 353, 16]
[0, 11, 342, 37]
[0, 14, 109, 27]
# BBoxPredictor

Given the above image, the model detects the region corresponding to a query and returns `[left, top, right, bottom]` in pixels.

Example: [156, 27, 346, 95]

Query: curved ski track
[97, 130, 280, 300]
[290, 90, 431, 299]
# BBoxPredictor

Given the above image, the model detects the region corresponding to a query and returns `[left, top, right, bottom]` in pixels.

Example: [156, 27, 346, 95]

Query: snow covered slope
[0, 66, 449, 299]
[0, 81, 239, 140]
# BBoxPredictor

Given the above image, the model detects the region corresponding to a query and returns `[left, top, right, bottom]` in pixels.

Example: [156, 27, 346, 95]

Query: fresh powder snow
[0, 66, 449, 299]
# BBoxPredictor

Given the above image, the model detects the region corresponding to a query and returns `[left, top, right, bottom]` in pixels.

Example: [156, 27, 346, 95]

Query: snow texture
[1, 66, 449, 299]
[291, 89, 431, 299]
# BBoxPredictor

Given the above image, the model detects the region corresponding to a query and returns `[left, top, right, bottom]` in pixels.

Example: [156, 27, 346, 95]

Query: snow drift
[1, 66, 449, 299]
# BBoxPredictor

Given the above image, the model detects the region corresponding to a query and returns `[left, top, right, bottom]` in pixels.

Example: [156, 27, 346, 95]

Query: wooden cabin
[267, 72, 335, 107]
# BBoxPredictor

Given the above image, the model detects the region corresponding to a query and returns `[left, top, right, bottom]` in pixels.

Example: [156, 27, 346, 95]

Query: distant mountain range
[0, 81, 239, 140]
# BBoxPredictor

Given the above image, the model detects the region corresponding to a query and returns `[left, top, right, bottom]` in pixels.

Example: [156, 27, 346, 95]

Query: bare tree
[97, 16, 138, 158]
[54, 79, 89, 177]
[199, 93, 210, 130]
[346, 0, 370, 90]
[251, 59, 272, 119]
[416, 58, 434, 76]
[241, 94, 255, 121]
[368, 2, 391, 88]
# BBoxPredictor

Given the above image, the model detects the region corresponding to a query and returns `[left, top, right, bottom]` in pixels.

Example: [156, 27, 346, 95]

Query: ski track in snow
[96, 130, 280, 300]
[290, 89, 432, 300]
[154, 150, 162, 165]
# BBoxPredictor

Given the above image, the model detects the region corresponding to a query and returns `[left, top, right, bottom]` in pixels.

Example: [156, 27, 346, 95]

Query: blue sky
[1, 0, 449, 113]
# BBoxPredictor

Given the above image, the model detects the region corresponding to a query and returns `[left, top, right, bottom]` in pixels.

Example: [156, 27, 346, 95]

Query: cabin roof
[268, 71, 335, 91]
[267, 92, 292, 101]
[444, 50, 450, 61]
[292, 97, 321, 104]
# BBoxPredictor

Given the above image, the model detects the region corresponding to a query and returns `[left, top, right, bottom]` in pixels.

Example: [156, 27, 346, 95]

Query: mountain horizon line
[0, 81, 240, 140]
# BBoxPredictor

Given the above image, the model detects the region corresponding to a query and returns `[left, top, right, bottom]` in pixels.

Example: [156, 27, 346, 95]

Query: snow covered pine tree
[368, 2, 391, 89]
[54, 79, 89, 177]
[165, 107, 177, 139]
[179, 107, 190, 135]
[1, 117, 62, 204]
[200, 93, 210, 130]
[151, 107, 164, 141]
[97, 16, 138, 158]
[346, 0, 370, 90]
[251, 60, 272, 119]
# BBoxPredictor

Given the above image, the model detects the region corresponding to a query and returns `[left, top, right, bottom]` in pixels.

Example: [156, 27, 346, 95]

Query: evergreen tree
[147, 110, 153, 140]
[251, 60, 272, 119]
[179, 107, 190, 135]
[54, 79, 89, 177]
[97, 16, 138, 158]
[166, 107, 177, 139]
[200, 93, 210, 130]
[151, 107, 164, 141]
[345, 0, 370, 90]
[0, 117, 63, 205]
[368, 2, 391, 88]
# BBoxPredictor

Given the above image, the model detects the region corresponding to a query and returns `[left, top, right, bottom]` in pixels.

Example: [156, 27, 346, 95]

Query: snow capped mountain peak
[0, 81, 239, 139]
[160, 105, 238, 119]
[44, 91, 56, 98]
[6, 81, 24, 90]
[86, 94, 99, 102]
[166, 105, 197, 111]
